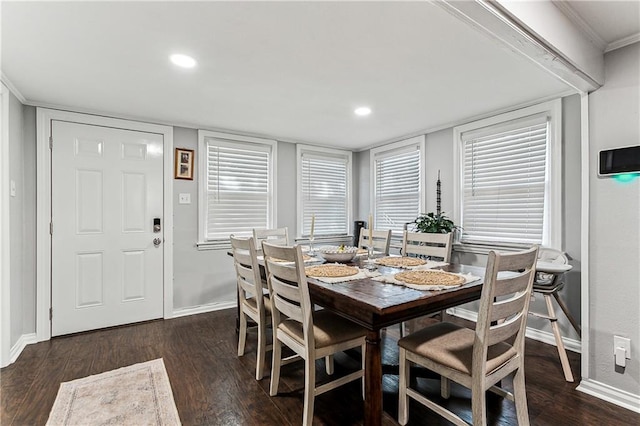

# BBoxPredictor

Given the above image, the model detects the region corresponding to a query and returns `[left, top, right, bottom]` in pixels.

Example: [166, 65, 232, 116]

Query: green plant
[412, 212, 456, 234]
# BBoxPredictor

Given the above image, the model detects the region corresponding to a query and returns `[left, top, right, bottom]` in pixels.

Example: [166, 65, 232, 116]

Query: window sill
[453, 241, 535, 255]
[196, 240, 231, 251]
[294, 235, 353, 244]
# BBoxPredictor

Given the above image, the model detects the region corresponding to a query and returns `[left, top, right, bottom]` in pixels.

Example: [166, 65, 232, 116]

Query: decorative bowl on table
[318, 246, 358, 263]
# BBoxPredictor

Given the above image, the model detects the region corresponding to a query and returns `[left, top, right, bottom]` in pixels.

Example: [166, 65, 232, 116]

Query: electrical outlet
[614, 336, 631, 358]
[614, 336, 631, 368]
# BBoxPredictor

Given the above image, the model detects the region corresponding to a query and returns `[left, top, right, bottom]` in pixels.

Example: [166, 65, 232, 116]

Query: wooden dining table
[229, 249, 486, 426]
[305, 256, 486, 426]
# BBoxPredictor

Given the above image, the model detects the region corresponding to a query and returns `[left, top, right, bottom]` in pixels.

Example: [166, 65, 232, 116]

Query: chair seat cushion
[398, 322, 517, 375]
[279, 310, 366, 349]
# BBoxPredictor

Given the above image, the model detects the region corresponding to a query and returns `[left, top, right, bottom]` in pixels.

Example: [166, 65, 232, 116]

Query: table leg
[364, 329, 382, 426]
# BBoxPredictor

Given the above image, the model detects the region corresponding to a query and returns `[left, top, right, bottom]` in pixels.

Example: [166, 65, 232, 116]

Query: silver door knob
[153, 238, 162, 247]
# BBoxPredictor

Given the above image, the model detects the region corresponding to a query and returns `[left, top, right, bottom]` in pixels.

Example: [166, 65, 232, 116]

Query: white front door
[51, 120, 164, 336]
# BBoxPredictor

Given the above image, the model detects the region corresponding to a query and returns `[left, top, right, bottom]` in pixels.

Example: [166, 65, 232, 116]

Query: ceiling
[556, 0, 640, 49]
[1, 2, 636, 150]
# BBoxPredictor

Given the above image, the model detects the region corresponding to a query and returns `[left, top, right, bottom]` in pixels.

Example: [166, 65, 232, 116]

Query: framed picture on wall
[174, 148, 194, 180]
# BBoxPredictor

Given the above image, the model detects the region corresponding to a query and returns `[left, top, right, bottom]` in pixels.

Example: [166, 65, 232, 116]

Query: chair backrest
[474, 246, 539, 375]
[358, 229, 392, 255]
[262, 242, 313, 347]
[230, 235, 266, 313]
[253, 227, 289, 250]
[402, 231, 453, 262]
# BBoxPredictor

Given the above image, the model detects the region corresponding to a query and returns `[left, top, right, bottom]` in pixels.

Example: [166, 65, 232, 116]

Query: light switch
[10, 180, 16, 197]
[178, 193, 191, 204]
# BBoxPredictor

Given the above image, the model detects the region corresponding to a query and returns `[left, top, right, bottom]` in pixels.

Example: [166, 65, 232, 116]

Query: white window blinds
[203, 139, 273, 240]
[300, 152, 349, 237]
[461, 115, 548, 244]
[374, 147, 421, 233]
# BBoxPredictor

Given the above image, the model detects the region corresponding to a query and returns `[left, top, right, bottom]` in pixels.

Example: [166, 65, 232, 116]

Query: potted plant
[412, 212, 456, 233]
[411, 212, 462, 243]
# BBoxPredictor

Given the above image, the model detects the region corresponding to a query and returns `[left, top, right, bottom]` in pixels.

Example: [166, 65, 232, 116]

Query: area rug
[46, 358, 181, 425]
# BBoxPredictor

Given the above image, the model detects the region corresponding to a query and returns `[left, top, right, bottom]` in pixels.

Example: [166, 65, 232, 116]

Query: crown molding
[552, 1, 607, 52]
[606, 33, 640, 53]
[0, 73, 26, 104]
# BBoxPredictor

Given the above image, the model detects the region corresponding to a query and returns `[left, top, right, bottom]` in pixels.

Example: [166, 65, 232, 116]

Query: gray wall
[8, 95, 36, 347]
[357, 96, 582, 342]
[171, 127, 237, 310]
[354, 129, 454, 224]
[454, 95, 582, 342]
[424, 128, 454, 215]
[353, 150, 370, 221]
[588, 43, 639, 395]
[172, 130, 299, 311]
[6, 94, 583, 350]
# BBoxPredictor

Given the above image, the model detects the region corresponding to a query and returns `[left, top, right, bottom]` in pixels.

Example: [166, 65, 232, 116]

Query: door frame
[36, 108, 174, 341]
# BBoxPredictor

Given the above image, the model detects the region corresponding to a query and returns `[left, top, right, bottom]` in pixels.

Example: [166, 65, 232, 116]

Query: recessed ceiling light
[354, 107, 372, 116]
[170, 54, 197, 68]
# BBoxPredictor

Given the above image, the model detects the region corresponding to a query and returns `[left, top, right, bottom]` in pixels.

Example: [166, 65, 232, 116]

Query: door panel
[51, 120, 164, 336]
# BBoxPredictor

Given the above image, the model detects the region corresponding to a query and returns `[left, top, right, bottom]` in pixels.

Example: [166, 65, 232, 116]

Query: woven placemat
[305, 264, 359, 278]
[375, 256, 426, 268]
[394, 270, 466, 286]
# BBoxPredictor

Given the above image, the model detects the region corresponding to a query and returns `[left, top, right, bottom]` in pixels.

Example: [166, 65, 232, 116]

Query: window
[454, 100, 561, 248]
[297, 145, 351, 238]
[198, 131, 277, 243]
[371, 136, 425, 234]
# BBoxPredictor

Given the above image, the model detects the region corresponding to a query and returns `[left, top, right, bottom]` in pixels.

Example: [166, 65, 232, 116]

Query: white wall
[588, 43, 640, 397]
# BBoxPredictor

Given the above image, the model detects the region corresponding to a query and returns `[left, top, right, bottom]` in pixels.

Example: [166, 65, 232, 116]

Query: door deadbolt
[153, 218, 161, 233]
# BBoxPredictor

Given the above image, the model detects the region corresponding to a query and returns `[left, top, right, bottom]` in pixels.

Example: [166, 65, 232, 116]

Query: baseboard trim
[577, 378, 640, 414]
[172, 301, 236, 319]
[446, 307, 581, 353]
[9, 333, 38, 364]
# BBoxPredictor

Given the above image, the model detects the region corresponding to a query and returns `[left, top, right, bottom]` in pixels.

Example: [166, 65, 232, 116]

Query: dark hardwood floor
[1, 309, 638, 425]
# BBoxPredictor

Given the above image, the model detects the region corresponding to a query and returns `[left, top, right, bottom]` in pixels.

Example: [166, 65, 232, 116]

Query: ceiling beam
[435, 0, 603, 93]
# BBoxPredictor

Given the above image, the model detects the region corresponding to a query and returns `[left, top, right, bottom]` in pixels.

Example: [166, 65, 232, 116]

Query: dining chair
[401, 230, 454, 334]
[398, 246, 539, 426]
[402, 230, 453, 262]
[253, 227, 289, 251]
[528, 247, 577, 382]
[230, 235, 272, 380]
[358, 228, 392, 255]
[262, 241, 367, 426]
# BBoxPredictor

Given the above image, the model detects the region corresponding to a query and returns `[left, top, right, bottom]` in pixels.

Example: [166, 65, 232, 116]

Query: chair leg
[361, 343, 366, 399]
[471, 378, 487, 426]
[513, 364, 531, 426]
[545, 294, 574, 382]
[553, 291, 582, 337]
[237, 311, 247, 357]
[256, 320, 266, 380]
[441, 377, 450, 399]
[269, 339, 282, 396]
[398, 348, 409, 425]
[302, 357, 316, 426]
[325, 355, 334, 375]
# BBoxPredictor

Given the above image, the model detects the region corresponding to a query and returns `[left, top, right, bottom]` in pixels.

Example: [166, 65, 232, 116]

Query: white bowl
[318, 246, 358, 263]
